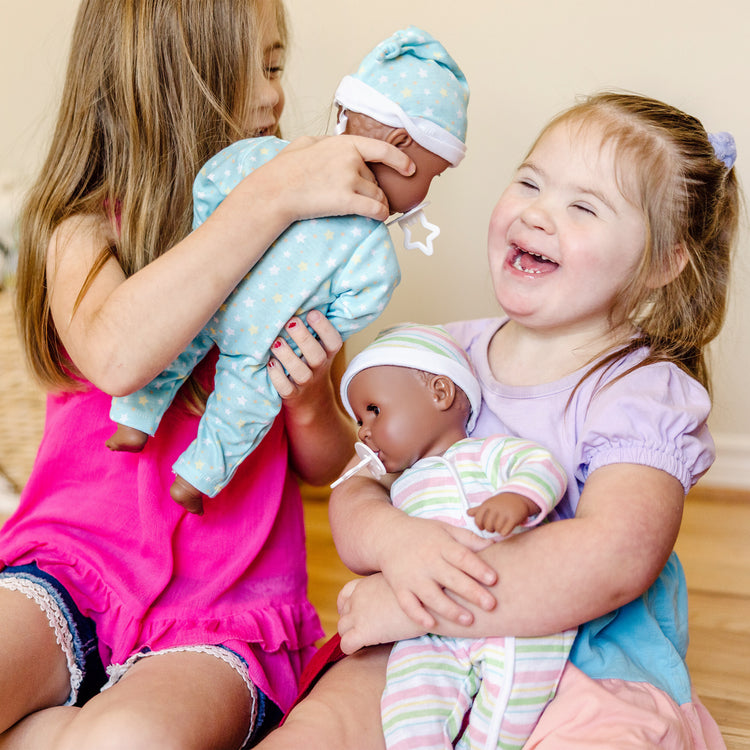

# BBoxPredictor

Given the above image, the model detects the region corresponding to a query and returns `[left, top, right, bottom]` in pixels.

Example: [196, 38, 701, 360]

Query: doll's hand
[267, 310, 342, 404]
[467, 492, 539, 537]
[376, 514, 498, 631]
[337, 576, 426, 654]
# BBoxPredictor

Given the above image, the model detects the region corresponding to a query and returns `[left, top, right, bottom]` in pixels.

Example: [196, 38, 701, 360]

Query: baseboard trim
[702, 433, 750, 490]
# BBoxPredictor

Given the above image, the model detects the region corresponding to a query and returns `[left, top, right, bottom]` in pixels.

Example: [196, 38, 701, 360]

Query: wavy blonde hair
[17, 0, 288, 390]
[536, 92, 740, 395]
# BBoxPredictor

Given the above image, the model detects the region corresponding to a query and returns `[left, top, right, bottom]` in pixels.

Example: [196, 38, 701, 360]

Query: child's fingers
[346, 134, 416, 177]
[304, 310, 343, 356]
[267, 355, 295, 399]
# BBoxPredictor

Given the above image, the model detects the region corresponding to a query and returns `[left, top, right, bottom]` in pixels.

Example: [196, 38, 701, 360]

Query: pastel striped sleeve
[479, 436, 567, 526]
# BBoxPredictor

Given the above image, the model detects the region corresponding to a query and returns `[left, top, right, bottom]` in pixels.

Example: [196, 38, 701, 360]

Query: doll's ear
[385, 127, 414, 151]
[428, 375, 456, 411]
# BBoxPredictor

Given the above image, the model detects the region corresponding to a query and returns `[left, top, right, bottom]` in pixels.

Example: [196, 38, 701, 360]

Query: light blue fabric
[348, 26, 469, 144]
[570, 552, 692, 704]
[110, 137, 400, 496]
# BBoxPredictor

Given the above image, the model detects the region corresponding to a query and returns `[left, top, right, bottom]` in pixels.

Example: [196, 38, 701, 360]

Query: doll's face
[343, 111, 451, 214]
[347, 365, 464, 474]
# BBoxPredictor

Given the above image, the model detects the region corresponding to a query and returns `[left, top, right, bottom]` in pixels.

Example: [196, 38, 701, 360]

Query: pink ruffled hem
[2, 549, 323, 709]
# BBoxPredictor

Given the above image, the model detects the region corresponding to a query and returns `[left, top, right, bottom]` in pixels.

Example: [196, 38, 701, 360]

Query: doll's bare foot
[170, 475, 205, 515]
[106, 424, 149, 452]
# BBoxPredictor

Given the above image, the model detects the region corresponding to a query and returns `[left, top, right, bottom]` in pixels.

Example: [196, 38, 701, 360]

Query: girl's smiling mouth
[508, 243, 558, 274]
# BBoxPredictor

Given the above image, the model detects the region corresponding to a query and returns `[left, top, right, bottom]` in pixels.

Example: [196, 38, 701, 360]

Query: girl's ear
[428, 375, 456, 411]
[648, 243, 689, 289]
[385, 127, 414, 151]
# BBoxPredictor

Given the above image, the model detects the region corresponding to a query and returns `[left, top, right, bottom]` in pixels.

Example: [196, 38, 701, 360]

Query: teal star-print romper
[110, 137, 400, 497]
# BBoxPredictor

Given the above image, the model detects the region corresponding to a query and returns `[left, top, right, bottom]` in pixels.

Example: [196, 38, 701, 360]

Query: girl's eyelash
[573, 203, 596, 216]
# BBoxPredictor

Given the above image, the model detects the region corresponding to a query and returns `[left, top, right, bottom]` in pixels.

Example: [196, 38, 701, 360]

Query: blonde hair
[16, 0, 288, 390]
[537, 92, 739, 395]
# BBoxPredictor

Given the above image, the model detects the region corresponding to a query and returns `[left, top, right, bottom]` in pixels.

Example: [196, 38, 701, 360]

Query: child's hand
[256, 135, 415, 226]
[268, 310, 355, 485]
[375, 514, 498, 631]
[337, 576, 426, 654]
[267, 310, 342, 405]
[467, 492, 539, 537]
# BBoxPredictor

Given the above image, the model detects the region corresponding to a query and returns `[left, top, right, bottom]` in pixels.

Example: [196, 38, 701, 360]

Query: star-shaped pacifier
[386, 201, 440, 256]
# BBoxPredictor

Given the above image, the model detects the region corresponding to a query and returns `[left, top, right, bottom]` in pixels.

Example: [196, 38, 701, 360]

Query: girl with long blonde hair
[0, 0, 412, 747]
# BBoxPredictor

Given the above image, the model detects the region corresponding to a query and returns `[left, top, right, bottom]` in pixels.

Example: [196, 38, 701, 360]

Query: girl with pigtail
[262, 92, 739, 749]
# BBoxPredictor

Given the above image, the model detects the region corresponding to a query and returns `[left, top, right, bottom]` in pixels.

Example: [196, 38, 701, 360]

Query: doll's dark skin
[347, 365, 541, 535]
[107, 115, 452, 514]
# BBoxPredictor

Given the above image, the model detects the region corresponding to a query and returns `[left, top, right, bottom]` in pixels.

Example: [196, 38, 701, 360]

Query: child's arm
[329, 470, 499, 632]
[47, 136, 414, 394]
[337, 462, 683, 653]
[269, 311, 356, 485]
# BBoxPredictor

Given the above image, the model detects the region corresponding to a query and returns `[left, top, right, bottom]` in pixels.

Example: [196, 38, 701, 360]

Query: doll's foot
[106, 424, 149, 452]
[170, 475, 205, 515]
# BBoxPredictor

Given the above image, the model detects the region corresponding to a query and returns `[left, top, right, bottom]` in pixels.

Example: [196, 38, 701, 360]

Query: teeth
[512, 255, 542, 274]
[511, 244, 554, 274]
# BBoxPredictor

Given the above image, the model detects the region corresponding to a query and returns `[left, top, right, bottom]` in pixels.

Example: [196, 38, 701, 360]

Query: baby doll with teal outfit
[106, 27, 469, 513]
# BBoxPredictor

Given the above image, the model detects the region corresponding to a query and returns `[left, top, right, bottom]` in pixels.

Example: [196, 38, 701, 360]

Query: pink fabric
[0, 352, 322, 710]
[523, 663, 726, 749]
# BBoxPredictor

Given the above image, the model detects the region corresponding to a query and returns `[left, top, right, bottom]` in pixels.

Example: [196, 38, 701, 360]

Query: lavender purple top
[447, 317, 714, 704]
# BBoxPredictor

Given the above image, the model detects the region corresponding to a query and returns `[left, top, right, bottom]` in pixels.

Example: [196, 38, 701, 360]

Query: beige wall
[2, 1, 748, 487]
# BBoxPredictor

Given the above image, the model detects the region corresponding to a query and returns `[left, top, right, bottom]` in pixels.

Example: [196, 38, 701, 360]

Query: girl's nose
[357, 423, 370, 442]
[256, 76, 282, 111]
[520, 200, 555, 233]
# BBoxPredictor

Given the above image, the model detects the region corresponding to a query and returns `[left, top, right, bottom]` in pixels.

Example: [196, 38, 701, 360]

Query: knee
[56, 705, 184, 750]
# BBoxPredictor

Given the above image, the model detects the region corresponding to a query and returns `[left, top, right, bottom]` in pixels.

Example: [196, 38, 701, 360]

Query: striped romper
[381, 436, 576, 750]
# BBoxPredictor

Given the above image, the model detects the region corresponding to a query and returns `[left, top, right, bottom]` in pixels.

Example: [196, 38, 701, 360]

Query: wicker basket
[0, 289, 45, 493]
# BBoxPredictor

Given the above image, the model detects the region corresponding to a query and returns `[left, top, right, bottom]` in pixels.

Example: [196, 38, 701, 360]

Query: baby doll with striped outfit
[105, 27, 469, 513]
[338, 323, 576, 750]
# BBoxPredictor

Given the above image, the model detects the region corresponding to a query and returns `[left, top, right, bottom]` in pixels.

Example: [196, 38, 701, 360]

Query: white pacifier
[330, 442, 387, 488]
[386, 200, 440, 256]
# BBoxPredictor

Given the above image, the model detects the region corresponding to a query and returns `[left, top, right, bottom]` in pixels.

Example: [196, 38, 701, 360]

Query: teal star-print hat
[334, 26, 469, 167]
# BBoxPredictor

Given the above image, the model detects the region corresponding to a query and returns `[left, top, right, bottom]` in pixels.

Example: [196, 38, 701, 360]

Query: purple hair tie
[708, 131, 736, 170]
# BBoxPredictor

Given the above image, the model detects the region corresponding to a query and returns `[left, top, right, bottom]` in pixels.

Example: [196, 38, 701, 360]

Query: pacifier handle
[330, 442, 386, 488]
[386, 201, 440, 256]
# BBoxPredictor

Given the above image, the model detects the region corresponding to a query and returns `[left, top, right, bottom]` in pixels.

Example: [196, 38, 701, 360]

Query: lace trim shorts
[0, 563, 282, 747]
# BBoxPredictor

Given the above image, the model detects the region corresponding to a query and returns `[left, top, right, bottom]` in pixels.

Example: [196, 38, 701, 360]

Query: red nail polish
[272, 340, 282, 349]
[287, 320, 297, 329]
[268, 359, 275, 367]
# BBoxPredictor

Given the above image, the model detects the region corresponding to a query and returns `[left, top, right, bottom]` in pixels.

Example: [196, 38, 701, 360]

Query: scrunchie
[708, 131, 737, 170]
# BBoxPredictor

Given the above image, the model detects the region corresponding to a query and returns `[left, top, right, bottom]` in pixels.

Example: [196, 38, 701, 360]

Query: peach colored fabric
[524, 663, 726, 750]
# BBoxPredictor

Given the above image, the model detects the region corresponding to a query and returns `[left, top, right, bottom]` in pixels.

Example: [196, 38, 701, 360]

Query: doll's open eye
[367, 404, 380, 416]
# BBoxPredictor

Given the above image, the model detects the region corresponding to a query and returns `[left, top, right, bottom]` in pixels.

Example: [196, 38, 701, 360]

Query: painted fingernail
[272, 340, 282, 349]
[287, 320, 297, 329]
[268, 359, 275, 367]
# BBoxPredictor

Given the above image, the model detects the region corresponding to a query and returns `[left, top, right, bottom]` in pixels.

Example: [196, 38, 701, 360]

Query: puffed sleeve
[576, 361, 714, 493]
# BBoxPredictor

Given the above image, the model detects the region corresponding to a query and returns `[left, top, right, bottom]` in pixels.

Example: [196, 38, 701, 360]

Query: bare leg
[105, 424, 149, 453]
[258, 645, 389, 750]
[0, 587, 71, 734]
[3, 650, 252, 750]
[170, 475, 206, 515]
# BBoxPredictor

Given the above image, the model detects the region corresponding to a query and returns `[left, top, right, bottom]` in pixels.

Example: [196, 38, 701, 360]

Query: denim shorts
[0, 563, 283, 745]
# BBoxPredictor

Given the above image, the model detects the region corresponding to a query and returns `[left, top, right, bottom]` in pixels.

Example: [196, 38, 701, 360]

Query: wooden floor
[304, 483, 750, 749]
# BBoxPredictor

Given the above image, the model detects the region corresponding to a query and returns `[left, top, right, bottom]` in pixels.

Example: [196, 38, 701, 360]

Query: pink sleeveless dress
[0, 351, 323, 710]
